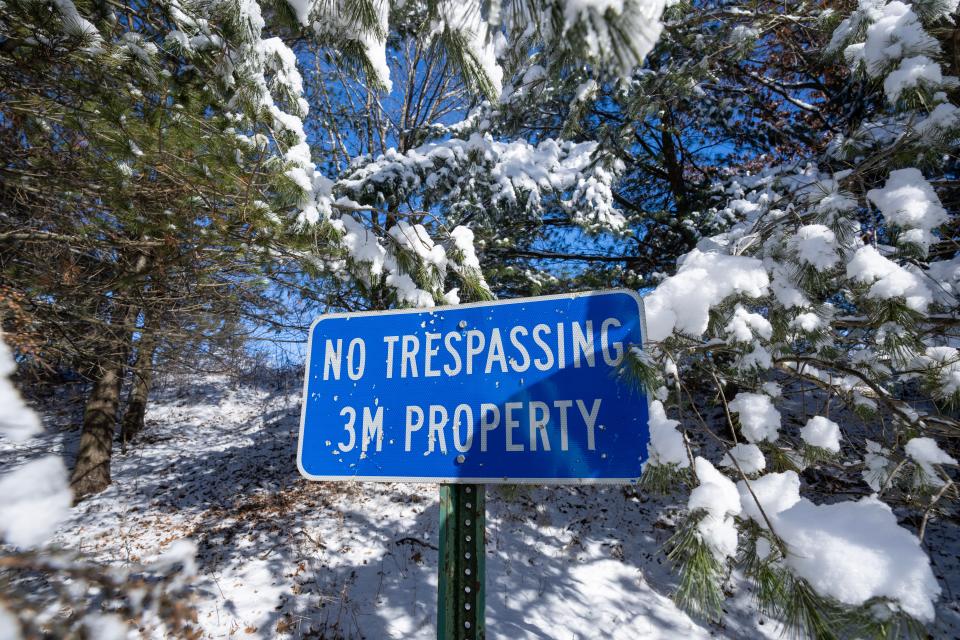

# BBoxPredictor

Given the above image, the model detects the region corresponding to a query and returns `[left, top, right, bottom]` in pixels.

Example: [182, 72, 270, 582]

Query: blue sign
[297, 290, 649, 483]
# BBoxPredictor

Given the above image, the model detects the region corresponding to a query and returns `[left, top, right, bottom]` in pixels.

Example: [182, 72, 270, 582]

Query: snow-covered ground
[2, 373, 958, 638]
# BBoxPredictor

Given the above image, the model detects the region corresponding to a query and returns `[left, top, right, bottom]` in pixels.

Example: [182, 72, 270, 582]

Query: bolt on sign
[297, 290, 649, 638]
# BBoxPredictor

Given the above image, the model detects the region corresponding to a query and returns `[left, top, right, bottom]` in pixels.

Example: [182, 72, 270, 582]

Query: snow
[450, 226, 482, 271]
[0, 376, 760, 639]
[727, 392, 781, 443]
[884, 55, 944, 102]
[645, 400, 689, 468]
[724, 305, 772, 343]
[738, 472, 941, 622]
[389, 221, 448, 272]
[846, 245, 933, 311]
[644, 250, 769, 342]
[844, 1, 939, 77]
[434, 0, 503, 96]
[83, 614, 128, 640]
[800, 416, 841, 452]
[687, 457, 741, 560]
[0, 604, 19, 640]
[359, 0, 392, 92]
[719, 443, 766, 475]
[560, 0, 667, 80]
[0, 455, 71, 548]
[867, 168, 947, 252]
[790, 311, 825, 332]
[0, 332, 41, 443]
[736, 471, 800, 524]
[905, 437, 957, 484]
[790, 224, 839, 270]
[917, 102, 960, 137]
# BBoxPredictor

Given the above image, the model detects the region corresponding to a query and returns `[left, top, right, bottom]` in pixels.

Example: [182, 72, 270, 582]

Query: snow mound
[739, 471, 941, 621]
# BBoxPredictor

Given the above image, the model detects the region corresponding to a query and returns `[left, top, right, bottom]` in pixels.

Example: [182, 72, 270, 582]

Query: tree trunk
[70, 357, 126, 500]
[120, 329, 156, 452]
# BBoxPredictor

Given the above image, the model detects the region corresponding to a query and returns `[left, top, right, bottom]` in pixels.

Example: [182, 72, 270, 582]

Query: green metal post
[438, 483, 485, 639]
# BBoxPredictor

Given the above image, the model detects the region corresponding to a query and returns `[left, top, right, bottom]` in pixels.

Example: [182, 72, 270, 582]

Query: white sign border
[296, 288, 650, 484]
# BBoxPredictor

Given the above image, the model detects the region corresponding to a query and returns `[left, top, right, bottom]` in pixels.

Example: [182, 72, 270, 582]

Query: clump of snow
[645, 400, 688, 469]
[719, 443, 766, 475]
[449, 225, 482, 271]
[790, 224, 839, 270]
[0, 332, 41, 443]
[791, 311, 826, 332]
[884, 55, 944, 102]
[687, 457, 741, 560]
[644, 250, 769, 342]
[905, 436, 957, 485]
[737, 471, 801, 524]
[738, 471, 941, 622]
[0, 455, 72, 548]
[724, 305, 772, 343]
[389, 221, 448, 272]
[800, 416, 842, 453]
[844, 1, 939, 77]
[728, 392, 781, 443]
[846, 245, 933, 311]
[867, 168, 947, 252]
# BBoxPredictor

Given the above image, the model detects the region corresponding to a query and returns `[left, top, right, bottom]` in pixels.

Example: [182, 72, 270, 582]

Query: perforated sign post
[297, 290, 649, 639]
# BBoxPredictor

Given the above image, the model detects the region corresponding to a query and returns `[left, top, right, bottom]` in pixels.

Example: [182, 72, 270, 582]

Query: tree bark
[70, 251, 149, 501]
[120, 328, 156, 452]
[70, 356, 126, 501]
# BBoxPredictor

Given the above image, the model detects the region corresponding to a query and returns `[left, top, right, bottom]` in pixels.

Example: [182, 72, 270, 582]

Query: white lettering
[383, 335, 399, 378]
[509, 326, 531, 372]
[444, 332, 463, 376]
[338, 406, 356, 452]
[401, 335, 420, 378]
[465, 330, 485, 375]
[361, 406, 383, 452]
[424, 333, 441, 377]
[428, 405, 449, 454]
[554, 399, 572, 451]
[347, 338, 366, 380]
[532, 324, 554, 371]
[485, 328, 508, 374]
[572, 321, 595, 368]
[452, 404, 474, 453]
[601, 318, 624, 366]
[504, 402, 524, 452]
[480, 403, 500, 452]
[324, 339, 343, 381]
[529, 401, 551, 451]
[576, 399, 602, 451]
[405, 405, 424, 451]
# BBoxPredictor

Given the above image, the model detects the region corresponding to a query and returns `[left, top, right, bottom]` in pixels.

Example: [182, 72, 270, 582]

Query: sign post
[438, 484, 485, 639]
[297, 290, 648, 639]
